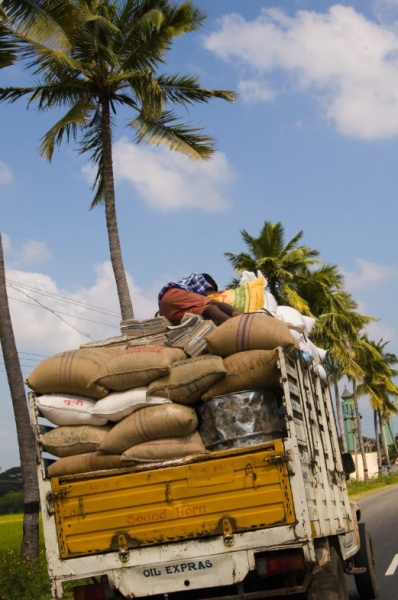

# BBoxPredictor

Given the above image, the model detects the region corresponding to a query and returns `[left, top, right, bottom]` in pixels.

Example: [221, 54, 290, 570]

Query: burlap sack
[201, 349, 281, 400]
[205, 313, 298, 357]
[47, 452, 123, 477]
[99, 404, 198, 454]
[147, 355, 227, 405]
[121, 432, 208, 463]
[36, 394, 108, 426]
[41, 424, 112, 458]
[26, 347, 120, 399]
[91, 387, 172, 422]
[94, 346, 186, 391]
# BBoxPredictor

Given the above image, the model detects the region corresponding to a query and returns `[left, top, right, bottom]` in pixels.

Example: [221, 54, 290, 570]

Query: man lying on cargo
[158, 272, 242, 325]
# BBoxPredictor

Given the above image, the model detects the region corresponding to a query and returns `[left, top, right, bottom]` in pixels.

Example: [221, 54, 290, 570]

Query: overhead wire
[6, 278, 121, 317]
[7, 282, 96, 340]
[6, 278, 123, 340]
[8, 296, 118, 328]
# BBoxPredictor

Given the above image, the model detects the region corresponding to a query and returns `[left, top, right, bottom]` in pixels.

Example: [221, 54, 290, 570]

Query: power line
[6, 279, 121, 318]
[7, 283, 95, 340]
[8, 296, 118, 329]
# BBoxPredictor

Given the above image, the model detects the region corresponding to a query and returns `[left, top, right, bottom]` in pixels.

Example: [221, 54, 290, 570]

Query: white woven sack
[314, 363, 328, 383]
[91, 387, 172, 422]
[276, 306, 305, 332]
[239, 271, 257, 285]
[302, 316, 317, 336]
[36, 394, 108, 426]
[263, 290, 278, 315]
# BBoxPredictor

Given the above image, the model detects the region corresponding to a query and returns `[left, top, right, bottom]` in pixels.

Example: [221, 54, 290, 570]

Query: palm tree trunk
[374, 409, 383, 476]
[386, 419, 398, 453]
[0, 234, 40, 560]
[380, 415, 391, 474]
[353, 380, 369, 481]
[101, 98, 134, 321]
[333, 380, 347, 452]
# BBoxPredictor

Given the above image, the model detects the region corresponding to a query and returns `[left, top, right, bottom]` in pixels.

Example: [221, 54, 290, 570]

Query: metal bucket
[198, 389, 283, 451]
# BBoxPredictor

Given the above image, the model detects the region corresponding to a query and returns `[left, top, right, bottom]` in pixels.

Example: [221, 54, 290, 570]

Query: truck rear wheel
[353, 522, 379, 600]
[306, 547, 349, 600]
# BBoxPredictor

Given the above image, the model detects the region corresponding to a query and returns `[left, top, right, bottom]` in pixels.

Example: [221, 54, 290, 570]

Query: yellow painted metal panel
[51, 440, 295, 559]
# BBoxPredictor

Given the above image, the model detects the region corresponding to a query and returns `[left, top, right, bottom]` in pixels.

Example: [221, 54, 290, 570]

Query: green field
[0, 514, 53, 600]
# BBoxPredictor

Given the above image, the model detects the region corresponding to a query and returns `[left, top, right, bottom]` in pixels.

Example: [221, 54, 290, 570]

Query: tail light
[73, 582, 110, 600]
[255, 550, 305, 576]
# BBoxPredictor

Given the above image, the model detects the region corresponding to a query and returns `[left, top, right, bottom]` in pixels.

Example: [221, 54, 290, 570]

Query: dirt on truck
[27, 312, 380, 600]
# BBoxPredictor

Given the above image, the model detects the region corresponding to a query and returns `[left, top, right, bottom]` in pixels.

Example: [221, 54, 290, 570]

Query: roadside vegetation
[346, 468, 398, 499]
[0, 515, 51, 600]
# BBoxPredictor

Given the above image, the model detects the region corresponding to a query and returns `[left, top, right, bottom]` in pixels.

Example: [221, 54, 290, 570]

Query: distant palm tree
[356, 337, 398, 474]
[225, 221, 377, 457]
[0, 0, 236, 320]
[224, 221, 322, 310]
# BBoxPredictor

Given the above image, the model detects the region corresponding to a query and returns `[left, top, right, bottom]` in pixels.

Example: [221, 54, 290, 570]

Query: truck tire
[353, 522, 379, 600]
[306, 547, 349, 600]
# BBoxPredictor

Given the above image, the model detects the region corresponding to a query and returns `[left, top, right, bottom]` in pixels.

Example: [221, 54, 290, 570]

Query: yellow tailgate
[51, 440, 295, 559]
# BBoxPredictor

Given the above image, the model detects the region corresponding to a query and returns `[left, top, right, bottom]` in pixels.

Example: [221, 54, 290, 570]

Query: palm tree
[356, 337, 398, 474]
[224, 221, 322, 310]
[0, 0, 236, 320]
[225, 222, 377, 459]
[300, 270, 375, 455]
[0, 234, 40, 560]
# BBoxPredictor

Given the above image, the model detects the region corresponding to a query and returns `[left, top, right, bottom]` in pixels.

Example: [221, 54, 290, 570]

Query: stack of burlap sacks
[26, 311, 300, 478]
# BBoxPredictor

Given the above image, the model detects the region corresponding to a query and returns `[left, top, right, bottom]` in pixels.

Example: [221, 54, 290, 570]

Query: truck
[29, 346, 379, 600]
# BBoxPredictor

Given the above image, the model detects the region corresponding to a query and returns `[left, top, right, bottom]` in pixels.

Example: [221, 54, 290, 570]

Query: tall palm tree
[0, 234, 40, 560]
[0, 0, 236, 320]
[224, 221, 322, 310]
[225, 222, 377, 460]
[356, 337, 398, 474]
[301, 269, 375, 455]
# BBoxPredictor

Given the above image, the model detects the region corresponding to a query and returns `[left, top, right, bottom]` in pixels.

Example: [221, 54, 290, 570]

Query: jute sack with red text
[47, 452, 123, 478]
[205, 313, 298, 358]
[99, 403, 198, 455]
[41, 424, 112, 458]
[201, 349, 281, 401]
[147, 355, 227, 405]
[94, 346, 186, 391]
[121, 431, 208, 463]
[36, 393, 108, 426]
[26, 347, 121, 399]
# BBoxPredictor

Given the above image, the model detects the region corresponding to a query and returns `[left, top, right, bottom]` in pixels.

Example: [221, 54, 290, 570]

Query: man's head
[202, 273, 218, 293]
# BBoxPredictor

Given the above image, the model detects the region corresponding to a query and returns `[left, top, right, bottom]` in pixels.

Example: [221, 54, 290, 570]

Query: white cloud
[342, 259, 398, 291]
[372, 0, 398, 28]
[6, 261, 157, 359]
[0, 160, 13, 184]
[366, 318, 396, 345]
[19, 239, 52, 264]
[111, 138, 234, 212]
[4, 238, 52, 267]
[203, 5, 398, 139]
[238, 79, 276, 103]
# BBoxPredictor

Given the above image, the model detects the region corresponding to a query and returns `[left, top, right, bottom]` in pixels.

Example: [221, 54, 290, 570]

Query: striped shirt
[158, 273, 213, 304]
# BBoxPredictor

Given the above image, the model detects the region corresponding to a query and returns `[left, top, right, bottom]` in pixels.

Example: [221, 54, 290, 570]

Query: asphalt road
[347, 486, 398, 600]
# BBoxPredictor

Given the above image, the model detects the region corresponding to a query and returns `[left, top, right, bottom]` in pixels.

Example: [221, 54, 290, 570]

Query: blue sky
[1, 0, 398, 470]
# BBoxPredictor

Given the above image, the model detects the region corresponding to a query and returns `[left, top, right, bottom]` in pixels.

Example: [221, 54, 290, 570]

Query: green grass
[0, 515, 53, 600]
[0, 514, 25, 549]
[346, 468, 398, 499]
